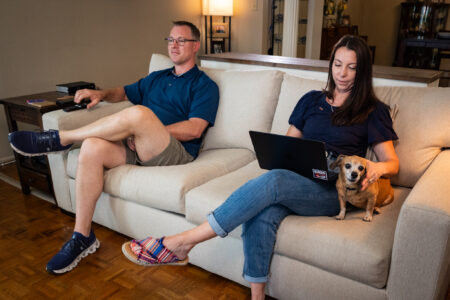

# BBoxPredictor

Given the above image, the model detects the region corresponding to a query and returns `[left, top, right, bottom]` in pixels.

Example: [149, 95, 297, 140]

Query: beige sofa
[43, 54, 450, 300]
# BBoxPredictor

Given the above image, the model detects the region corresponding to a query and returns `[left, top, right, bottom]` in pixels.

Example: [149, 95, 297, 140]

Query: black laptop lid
[249, 130, 335, 181]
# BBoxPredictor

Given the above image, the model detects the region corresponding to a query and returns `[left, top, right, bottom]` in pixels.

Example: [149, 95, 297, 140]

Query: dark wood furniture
[393, 2, 449, 69]
[320, 25, 358, 60]
[199, 52, 443, 85]
[320, 25, 376, 63]
[0, 91, 67, 203]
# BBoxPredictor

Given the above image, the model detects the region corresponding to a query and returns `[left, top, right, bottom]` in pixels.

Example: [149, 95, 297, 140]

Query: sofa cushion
[187, 162, 410, 288]
[202, 70, 284, 151]
[185, 160, 267, 238]
[148, 53, 173, 73]
[383, 87, 450, 187]
[271, 74, 326, 135]
[275, 186, 409, 288]
[67, 148, 255, 214]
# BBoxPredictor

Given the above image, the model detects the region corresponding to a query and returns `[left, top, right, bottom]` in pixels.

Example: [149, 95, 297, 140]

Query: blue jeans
[207, 169, 340, 283]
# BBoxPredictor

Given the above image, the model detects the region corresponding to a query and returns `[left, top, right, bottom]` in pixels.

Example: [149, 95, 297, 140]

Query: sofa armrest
[42, 101, 132, 212]
[387, 150, 450, 300]
[42, 101, 132, 132]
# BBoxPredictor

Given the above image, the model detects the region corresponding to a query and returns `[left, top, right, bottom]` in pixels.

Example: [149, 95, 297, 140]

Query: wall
[230, 0, 268, 54]
[360, 0, 403, 66]
[0, 0, 202, 161]
[343, 0, 402, 66]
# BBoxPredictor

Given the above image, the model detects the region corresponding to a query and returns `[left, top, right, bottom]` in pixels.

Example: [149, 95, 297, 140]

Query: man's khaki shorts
[123, 135, 194, 166]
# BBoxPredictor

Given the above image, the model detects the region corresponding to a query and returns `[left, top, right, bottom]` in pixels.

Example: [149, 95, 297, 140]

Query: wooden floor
[0, 164, 269, 300]
[1, 163, 448, 299]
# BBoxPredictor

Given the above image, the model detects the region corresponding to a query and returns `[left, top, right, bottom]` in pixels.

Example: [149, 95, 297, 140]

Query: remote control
[63, 100, 90, 112]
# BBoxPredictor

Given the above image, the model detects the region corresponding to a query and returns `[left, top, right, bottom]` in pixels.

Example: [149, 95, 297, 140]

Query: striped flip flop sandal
[122, 236, 188, 266]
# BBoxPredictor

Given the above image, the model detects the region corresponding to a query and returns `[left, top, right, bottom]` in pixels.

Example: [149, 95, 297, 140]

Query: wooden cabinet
[0, 91, 66, 205]
[393, 2, 449, 69]
[320, 25, 358, 60]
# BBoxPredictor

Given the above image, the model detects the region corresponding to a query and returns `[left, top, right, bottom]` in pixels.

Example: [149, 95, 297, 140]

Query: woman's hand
[360, 160, 384, 191]
[360, 140, 399, 191]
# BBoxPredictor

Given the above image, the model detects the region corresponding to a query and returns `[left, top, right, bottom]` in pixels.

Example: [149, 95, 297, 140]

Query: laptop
[249, 130, 338, 181]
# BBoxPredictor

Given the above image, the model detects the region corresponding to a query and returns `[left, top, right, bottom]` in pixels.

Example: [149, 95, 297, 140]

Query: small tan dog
[330, 155, 394, 222]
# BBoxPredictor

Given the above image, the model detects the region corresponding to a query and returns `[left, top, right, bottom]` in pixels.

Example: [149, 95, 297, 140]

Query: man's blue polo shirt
[124, 65, 219, 158]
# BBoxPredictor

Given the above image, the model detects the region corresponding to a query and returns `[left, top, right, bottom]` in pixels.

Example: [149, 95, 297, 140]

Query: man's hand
[74, 89, 104, 109]
[74, 87, 127, 109]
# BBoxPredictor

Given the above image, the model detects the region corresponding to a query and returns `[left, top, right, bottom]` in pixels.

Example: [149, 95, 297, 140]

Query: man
[8, 21, 219, 274]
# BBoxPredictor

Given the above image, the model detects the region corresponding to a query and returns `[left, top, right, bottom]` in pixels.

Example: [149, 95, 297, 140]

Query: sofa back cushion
[148, 53, 174, 73]
[381, 86, 450, 187]
[202, 69, 284, 151]
[271, 74, 326, 135]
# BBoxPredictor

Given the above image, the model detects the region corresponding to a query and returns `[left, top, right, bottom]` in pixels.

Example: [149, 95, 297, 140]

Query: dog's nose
[351, 172, 358, 179]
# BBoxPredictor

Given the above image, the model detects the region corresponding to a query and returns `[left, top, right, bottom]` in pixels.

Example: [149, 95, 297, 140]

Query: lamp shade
[202, 0, 233, 16]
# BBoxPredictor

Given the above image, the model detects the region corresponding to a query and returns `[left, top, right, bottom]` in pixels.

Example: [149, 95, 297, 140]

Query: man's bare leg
[46, 105, 174, 274]
[73, 138, 126, 236]
[59, 105, 170, 161]
[71, 105, 172, 235]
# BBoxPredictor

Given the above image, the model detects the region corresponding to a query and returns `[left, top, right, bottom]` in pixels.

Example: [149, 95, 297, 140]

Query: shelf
[404, 38, 450, 50]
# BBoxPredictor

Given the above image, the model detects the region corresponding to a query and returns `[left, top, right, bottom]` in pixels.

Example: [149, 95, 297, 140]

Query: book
[26, 99, 56, 107]
[56, 81, 95, 95]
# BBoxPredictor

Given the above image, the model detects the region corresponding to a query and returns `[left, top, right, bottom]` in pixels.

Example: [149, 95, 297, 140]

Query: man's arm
[74, 87, 129, 109]
[166, 118, 209, 141]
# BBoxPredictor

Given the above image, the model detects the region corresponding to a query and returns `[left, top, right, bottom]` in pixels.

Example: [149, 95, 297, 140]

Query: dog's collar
[345, 187, 358, 191]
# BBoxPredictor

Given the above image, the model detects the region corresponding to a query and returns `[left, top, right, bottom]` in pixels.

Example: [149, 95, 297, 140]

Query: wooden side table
[0, 91, 69, 205]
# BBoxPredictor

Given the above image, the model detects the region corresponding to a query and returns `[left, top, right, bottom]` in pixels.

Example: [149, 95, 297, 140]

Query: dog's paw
[335, 214, 345, 220]
[363, 215, 373, 222]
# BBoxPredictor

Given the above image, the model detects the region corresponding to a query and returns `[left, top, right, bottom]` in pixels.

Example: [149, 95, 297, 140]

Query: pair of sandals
[122, 236, 188, 266]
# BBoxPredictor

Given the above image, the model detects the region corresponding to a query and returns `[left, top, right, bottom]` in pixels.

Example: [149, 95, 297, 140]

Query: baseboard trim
[0, 155, 15, 165]
[0, 172, 56, 204]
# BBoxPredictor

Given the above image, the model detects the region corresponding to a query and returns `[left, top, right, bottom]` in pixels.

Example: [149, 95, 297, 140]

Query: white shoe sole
[48, 239, 100, 274]
[9, 141, 71, 157]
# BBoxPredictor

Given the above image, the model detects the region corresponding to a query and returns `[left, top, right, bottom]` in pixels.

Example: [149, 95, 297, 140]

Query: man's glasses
[165, 37, 198, 46]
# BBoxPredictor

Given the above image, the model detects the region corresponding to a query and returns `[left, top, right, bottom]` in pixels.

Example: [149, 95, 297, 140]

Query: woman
[122, 35, 399, 300]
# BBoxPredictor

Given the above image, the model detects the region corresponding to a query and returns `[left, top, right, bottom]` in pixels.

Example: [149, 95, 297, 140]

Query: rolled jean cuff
[243, 273, 269, 283]
[207, 212, 228, 238]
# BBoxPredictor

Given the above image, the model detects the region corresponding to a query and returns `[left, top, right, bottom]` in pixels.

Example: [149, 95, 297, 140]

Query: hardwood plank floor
[0, 166, 268, 300]
[1, 163, 448, 299]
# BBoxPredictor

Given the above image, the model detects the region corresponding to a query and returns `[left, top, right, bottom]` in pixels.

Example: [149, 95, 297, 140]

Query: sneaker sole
[47, 239, 100, 274]
[9, 141, 71, 157]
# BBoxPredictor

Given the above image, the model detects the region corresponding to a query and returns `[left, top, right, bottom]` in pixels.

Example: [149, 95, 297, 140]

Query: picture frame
[212, 22, 228, 38]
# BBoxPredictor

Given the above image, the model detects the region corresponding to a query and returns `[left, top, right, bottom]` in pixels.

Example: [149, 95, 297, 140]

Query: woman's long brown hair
[324, 35, 380, 126]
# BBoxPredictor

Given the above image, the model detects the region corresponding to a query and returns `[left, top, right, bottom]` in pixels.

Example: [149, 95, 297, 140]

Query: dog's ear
[330, 154, 345, 169]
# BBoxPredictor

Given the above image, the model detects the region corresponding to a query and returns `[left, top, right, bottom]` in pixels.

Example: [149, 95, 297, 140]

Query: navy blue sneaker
[8, 130, 72, 156]
[46, 230, 100, 275]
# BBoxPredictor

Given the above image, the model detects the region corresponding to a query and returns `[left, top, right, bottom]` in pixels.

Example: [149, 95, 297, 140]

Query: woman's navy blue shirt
[288, 90, 398, 157]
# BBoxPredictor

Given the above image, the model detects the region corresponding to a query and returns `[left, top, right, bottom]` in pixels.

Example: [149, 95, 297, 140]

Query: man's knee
[126, 105, 157, 124]
[79, 137, 109, 164]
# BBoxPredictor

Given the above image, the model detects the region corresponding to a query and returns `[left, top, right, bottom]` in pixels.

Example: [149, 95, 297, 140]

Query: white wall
[231, 0, 268, 54]
[0, 0, 202, 161]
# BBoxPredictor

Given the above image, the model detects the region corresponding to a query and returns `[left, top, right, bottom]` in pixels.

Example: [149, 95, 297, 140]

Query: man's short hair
[173, 21, 200, 41]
